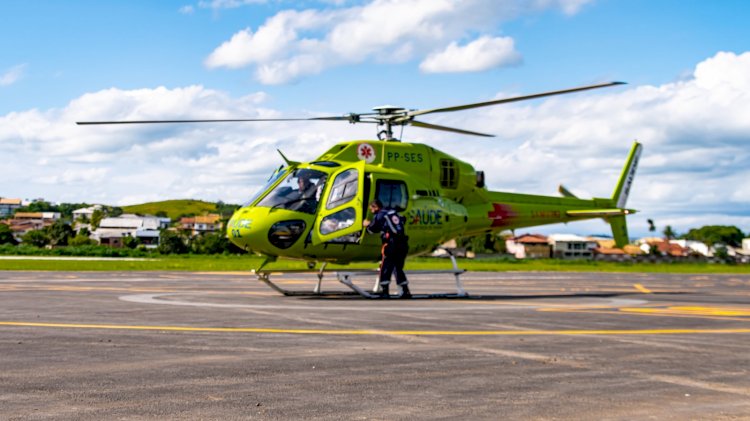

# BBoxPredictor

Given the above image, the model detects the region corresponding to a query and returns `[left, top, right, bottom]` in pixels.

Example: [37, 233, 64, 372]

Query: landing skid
[254, 267, 360, 297]
[337, 271, 469, 299]
[254, 252, 469, 299]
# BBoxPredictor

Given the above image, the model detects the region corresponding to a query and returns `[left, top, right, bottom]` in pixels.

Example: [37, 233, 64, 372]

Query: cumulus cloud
[2, 51, 749, 236]
[421, 51, 750, 235]
[204, 0, 593, 84]
[419, 36, 521, 73]
[1, 64, 27, 86]
[0, 84, 370, 205]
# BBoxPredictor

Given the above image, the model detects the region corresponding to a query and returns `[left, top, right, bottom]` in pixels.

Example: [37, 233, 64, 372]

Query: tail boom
[464, 141, 642, 249]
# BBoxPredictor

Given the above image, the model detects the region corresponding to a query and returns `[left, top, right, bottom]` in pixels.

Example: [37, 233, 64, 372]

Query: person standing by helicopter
[363, 199, 412, 299]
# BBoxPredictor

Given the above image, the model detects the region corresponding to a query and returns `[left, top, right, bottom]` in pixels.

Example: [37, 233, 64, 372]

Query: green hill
[121, 199, 220, 220]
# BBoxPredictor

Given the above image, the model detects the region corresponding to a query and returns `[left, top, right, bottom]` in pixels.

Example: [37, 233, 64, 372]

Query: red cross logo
[488, 203, 515, 227]
[357, 143, 376, 163]
[360, 145, 372, 159]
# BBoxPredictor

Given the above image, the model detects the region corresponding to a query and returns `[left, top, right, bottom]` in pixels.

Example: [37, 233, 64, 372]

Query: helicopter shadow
[298, 291, 690, 301]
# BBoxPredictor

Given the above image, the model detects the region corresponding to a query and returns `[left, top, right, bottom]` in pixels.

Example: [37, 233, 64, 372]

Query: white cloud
[204, 10, 325, 70]
[2, 51, 749, 237]
[420, 51, 750, 236]
[1, 64, 27, 86]
[197, 0, 267, 9]
[179, 5, 195, 14]
[419, 36, 521, 73]
[0, 84, 371, 205]
[204, 0, 593, 84]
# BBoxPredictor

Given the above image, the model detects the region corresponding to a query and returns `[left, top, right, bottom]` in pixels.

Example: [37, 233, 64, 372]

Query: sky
[1, 0, 749, 238]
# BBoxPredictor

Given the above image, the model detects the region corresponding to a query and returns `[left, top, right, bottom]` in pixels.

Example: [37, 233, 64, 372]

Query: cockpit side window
[256, 168, 327, 214]
[325, 169, 358, 210]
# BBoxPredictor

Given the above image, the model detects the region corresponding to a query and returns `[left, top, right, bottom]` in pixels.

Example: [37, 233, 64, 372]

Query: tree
[684, 225, 745, 247]
[91, 209, 104, 229]
[56, 202, 90, 219]
[158, 230, 188, 254]
[216, 201, 240, 218]
[191, 233, 230, 254]
[0, 224, 17, 245]
[69, 234, 97, 246]
[22, 230, 49, 248]
[18, 200, 57, 213]
[123, 236, 141, 249]
[663, 225, 677, 241]
[47, 220, 75, 247]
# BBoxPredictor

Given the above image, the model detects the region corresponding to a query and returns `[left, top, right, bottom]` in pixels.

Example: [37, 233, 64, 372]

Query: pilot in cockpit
[293, 173, 319, 213]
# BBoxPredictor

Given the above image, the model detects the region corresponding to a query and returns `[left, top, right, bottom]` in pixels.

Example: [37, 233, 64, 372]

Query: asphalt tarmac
[1, 269, 749, 420]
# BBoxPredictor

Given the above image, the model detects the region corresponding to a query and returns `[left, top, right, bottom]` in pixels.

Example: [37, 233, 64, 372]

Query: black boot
[399, 285, 412, 299]
[378, 285, 390, 299]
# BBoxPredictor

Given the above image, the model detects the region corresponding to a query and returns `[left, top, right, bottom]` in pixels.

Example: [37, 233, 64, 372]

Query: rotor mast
[372, 105, 406, 141]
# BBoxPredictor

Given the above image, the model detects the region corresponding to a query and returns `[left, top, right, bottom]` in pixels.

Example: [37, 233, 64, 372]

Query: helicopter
[78, 81, 641, 298]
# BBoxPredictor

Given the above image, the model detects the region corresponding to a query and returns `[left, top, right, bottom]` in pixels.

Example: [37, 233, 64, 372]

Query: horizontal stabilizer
[558, 184, 578, 198]
[566, 209, 634, 218]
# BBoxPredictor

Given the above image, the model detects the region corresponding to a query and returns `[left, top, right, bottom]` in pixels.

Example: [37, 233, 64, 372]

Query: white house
[72, 205, 103, 221]
[547, 234, 598, 259]
[671, 239, 710, 256]
[92, 214, 170, 248]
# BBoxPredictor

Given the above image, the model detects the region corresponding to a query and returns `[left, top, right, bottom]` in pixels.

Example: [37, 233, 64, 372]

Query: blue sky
[1, 0, 749, 238]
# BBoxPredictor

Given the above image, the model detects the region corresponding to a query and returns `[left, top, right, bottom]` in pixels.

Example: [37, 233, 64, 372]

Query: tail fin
[610, 141, 642, 247]
[612, 141, 643, 209]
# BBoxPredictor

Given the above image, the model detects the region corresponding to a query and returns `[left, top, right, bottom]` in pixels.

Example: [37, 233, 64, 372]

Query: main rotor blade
[410, 120, 495, 137]
[409, 81, 626, 118]
[76, 116, 352, 125]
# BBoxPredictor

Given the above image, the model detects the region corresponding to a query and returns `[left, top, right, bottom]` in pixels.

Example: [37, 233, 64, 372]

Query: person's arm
[366, 212, 384, 234]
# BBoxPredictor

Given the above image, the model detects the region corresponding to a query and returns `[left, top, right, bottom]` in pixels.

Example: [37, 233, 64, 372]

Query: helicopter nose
[227, 207, 310, 252]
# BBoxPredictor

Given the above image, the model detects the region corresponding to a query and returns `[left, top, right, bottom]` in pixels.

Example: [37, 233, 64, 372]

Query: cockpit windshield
[256, 168, 328, 214]
[244, 165, 288, 207]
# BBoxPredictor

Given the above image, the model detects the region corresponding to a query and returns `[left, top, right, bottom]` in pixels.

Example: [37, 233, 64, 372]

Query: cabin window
[320, 207, 355, 235]
[326, 169, 359, 210]
[440, 159, 458, 189]
[375, 180, 408, 211]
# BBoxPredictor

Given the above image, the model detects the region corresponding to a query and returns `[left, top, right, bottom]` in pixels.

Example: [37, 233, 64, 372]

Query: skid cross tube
[254, 269, 359, 297]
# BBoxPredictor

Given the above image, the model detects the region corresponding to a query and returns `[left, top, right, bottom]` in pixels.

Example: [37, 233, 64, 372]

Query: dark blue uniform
[367, 208, 409, 289]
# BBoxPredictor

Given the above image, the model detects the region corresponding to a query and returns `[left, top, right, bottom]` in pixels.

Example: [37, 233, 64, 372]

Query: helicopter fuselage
[227, 139, 640, 264]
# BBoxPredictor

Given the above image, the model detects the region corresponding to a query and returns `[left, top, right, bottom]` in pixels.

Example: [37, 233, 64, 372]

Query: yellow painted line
[537, 308, 750, 322]
[2, 321, 750, 336]
[195, 272, 254, 276]
[0, 285, 177, 293]
[621, 306, 750, 317]
[633, 283, 652, 294]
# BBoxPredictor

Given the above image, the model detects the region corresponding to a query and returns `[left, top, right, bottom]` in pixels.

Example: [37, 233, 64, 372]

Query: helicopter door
[311, 160, 366, 245]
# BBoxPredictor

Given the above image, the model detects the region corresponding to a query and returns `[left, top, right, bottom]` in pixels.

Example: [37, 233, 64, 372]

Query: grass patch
[121, 199, 217, 220]
[0, 255, 748, 273]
